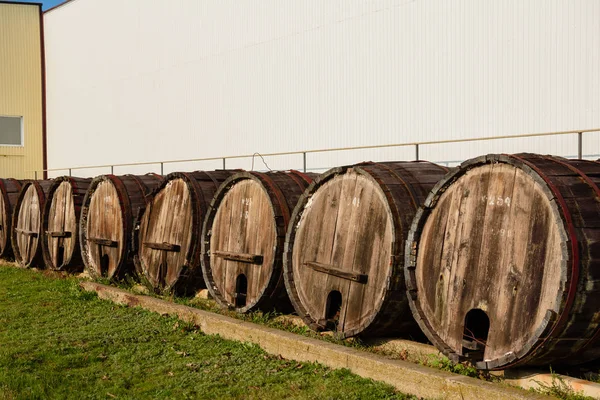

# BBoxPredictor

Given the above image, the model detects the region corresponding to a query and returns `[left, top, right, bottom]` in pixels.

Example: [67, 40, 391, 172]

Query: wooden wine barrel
[133, 170, 237, 293]
[405, 154, 600, 370]
[80, 174, 161, 280]
[11, 179, 54, 268]
[283, 161, 449, 338]
[41, 177, 92, 271]
[0, 178, 22, 259]
[201, 171, 316, 312]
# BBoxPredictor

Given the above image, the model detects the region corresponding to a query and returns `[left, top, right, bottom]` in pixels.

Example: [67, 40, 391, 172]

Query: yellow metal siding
[0, 3, 43, 179]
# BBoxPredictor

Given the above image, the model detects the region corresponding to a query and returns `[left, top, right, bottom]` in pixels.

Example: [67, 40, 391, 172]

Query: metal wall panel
[44, 0, 600, 176]
[0, 3, 44, 179]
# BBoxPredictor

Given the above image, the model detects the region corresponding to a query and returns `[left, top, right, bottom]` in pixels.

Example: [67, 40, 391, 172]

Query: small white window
[0, 116, 23, 146]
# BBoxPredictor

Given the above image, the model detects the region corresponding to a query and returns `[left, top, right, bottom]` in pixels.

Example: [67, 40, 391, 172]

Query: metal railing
[33, 128, 600, 178]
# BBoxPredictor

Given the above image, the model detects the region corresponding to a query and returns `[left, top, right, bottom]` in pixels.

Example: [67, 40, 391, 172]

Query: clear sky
[6, 0, 67, 11]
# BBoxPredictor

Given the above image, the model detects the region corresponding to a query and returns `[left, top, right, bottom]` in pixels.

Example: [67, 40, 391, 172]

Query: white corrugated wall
[43, 0, 600, 176]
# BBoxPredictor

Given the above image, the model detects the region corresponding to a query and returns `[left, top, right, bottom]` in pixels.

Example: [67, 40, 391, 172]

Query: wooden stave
[133, 170, 237, 293]
[404, 153, 600, 369]
[201, 170, 315, 313]
[41, 176, 92, 271]
[283, 161, 449, 338]
[0, 178, 23, 259]
[11, 179, 54, 268]
[80, 173, 161, 280]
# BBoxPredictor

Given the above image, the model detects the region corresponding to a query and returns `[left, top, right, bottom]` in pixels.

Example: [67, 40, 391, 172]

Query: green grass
[0, 266, 413, 400]
[110, 278, 493, 383]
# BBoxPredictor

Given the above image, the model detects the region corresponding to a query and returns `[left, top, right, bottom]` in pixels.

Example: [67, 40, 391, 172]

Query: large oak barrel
[80, 174, 161, 280]
[41, 177, 92, 271]
[0, 178, 22, 259]
[283, 161, 449, 338]
[11, 179, 54, 268]
[201, 171, 316, 312]
[133, 170, 237, 293]
[405, 154, 600, 370]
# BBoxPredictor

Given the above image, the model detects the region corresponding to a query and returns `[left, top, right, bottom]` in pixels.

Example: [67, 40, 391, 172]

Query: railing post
[415, 144, 420, 161]
[160, 162, 164, 175]
[578, 132, 583, 159]
[68, 168, 72, 177]
[110, 165, 114, 174]
[222, 158, 226, 169]
[303, 152, 307, 173]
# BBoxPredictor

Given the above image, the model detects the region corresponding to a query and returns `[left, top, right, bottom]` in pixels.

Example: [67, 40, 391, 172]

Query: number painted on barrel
[489, 227, 513, 238]
[241, 198, 252, 220]
[482, 195, 511, 207]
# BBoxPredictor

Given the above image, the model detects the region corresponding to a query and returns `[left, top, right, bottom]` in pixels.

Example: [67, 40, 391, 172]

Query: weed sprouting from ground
[419, 354, 479, 378]
[0, 265, 413, 399]
[532, 370, 593, 400]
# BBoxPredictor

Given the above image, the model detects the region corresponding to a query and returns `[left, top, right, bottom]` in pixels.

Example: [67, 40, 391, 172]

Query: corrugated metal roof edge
[0, 1, 42, 7]
[43, 0, 76, 14]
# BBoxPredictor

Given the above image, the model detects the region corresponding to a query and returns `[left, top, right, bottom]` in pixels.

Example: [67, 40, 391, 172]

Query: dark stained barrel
[133, 170, 237, 293]
[11, 179, 54, 268]
[0, 178, 22, 259]
[201, 171, 316, 312]
[80, 174, 161, 280]
[41, 177, 92, 271]
[405, 154, 600, 370]
[283, 161, 449, 338]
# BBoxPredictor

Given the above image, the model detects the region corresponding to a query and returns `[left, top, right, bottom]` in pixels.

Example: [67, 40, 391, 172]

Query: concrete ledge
[81, 282, 548, 400]
[367, 337, 442, 362]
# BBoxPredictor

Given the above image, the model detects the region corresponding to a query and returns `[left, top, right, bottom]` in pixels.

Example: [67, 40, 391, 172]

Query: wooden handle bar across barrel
[47, 231, 71, 238]
[304, 261, 368, 284]
[15, 228, 38, 237]
[88, 237, 118, 247]
[144, 242, 181, 252]
[212, 250, 263, 265]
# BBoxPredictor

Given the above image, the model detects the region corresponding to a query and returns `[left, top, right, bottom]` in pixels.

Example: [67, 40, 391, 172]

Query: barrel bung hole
[56, 245, 65, 268]
[235, 274, 248, 308]
[462, 309, 490, 362]
[100, 254, 110, 276]
[325, 290, 342, 330]
[158, 261, 168, 287]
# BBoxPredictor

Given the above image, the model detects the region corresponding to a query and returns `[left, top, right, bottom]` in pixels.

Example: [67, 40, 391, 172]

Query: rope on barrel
[463, 327, 488, 347]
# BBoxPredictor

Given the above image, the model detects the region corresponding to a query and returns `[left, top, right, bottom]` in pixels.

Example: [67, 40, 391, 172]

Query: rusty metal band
[288, 169, 314, 185]
[284, 171, 309, 194]
[256, 172, 291, 227]
[125, 174, 151, 202]
[9, 178, 22, 190]
[553, 159, 600, 199]
[199, 170, 220, 190]
[370, 162, 419, 211]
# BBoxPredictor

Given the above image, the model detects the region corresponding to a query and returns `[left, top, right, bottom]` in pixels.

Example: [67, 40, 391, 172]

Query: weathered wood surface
[11, 179, 53, 268]
[202, 171, 315, 313]
[405, 154, 600, 370]
[41, 177, 91, 271]
[284, 162, 448, 338]
[134, 170, 237, 294]
[80, 174, 161, 280]
[0, 178, 22, 259]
